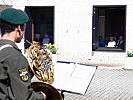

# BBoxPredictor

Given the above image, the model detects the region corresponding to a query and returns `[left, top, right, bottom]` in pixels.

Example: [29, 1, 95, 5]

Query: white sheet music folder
[52, 61, 97, 95]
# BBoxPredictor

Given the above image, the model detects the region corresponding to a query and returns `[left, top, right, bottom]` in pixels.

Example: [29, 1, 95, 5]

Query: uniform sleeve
[6, 55, 44, 100]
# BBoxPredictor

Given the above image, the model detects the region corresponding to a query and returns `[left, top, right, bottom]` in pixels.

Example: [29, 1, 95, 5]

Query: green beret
[0, 8, 29, 25]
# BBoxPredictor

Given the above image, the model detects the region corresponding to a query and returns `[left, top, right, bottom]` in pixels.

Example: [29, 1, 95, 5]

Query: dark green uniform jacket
[0, 39, 44, 100]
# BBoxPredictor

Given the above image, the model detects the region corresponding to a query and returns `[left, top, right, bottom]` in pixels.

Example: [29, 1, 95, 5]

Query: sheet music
[52, 62, 75, 89]
[52, 62, 97, 95]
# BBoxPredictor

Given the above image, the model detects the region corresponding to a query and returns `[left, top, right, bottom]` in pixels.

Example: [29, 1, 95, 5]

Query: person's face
[110, 37, 113, 41]
[119, 36, 123, 40]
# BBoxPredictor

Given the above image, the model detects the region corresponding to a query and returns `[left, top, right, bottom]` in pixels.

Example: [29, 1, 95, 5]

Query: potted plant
[125, 48, 133, 69]
[44, 43, 59, 54]
[127, 48, 133, 57]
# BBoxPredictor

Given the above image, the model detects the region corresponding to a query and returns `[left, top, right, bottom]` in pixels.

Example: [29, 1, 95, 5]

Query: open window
[92, 5, 126, 52]
[24, 6, 54, 48]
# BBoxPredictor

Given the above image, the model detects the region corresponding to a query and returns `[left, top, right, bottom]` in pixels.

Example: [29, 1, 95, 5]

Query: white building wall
[126, 3, 133, 50]
[0, 0, 132, 60]
[55, 0, 92, 59]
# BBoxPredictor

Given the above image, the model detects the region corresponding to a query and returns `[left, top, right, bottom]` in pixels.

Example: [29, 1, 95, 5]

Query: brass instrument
[29, 82, 62, 100]
[26, 41, 62, 100]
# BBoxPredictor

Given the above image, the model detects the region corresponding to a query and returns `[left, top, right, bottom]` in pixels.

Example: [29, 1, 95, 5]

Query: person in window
[107, 36, 116, 47]
[42, 33, 50, 44]
[116, 35, 124, 49]
[0, 8, 46, 100]
[98, 35, 106, 47]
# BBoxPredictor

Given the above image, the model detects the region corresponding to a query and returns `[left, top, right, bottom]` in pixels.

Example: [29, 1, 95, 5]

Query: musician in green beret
[0, 8, 46, 100]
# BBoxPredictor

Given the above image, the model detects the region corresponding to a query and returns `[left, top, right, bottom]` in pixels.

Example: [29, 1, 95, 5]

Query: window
[24, 6, 54, 48]
[92, 5, 126, 52]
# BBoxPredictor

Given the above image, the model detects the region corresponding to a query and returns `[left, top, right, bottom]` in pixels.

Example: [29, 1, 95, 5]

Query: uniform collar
[0, 39, 21, 52]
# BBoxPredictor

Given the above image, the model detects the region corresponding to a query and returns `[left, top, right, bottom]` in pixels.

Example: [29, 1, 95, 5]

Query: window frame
[92, 5, 126, 52]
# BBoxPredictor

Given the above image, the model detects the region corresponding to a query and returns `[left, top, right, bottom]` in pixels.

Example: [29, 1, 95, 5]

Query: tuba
[26, 41, 62, 100]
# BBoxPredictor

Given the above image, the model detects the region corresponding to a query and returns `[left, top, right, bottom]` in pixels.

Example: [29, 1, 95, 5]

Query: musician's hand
[41, 92, 47, 100]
